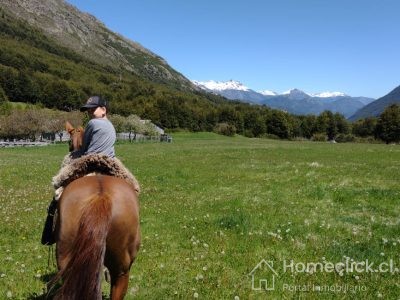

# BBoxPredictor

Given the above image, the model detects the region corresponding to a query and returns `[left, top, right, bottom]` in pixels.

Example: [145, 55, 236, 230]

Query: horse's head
[66, 121, 84, 152]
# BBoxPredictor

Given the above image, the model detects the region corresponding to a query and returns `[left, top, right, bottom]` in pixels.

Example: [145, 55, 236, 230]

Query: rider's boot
[41, 197, 58, 245]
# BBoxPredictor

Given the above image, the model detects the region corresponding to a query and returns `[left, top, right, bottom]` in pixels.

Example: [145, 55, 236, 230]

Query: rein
[47, 245, 55, 267]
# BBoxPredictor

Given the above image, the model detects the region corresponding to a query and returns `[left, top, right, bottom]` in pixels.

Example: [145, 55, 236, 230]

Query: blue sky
[66, 0, 400, 98]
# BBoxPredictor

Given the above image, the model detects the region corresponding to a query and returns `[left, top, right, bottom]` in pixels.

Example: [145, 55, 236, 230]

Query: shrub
[0, 101, 12, 115]
[291, 136, 309, 142]
[243, 129, 254, 138]
[335, 133, 356, 143]
[0, 85, 8, 103]
[354, 136, 383, 144]
[262, 133, 280, 140]
[214, 123, 236, 137]
[311, 133, 327, 142]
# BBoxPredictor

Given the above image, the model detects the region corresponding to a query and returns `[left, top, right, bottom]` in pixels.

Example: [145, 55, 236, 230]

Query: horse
[50, 121, 141, 299]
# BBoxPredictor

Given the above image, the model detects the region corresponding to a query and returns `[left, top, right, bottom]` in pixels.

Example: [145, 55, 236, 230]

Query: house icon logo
[249, 259, 278, 291]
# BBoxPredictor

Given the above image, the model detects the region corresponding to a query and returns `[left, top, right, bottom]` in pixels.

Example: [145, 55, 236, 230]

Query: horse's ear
[65, 121, 75, 134]
[77, 126, 84, 132]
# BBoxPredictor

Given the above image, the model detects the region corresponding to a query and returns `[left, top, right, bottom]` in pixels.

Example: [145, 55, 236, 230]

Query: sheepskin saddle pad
[52, 153, 140, 193]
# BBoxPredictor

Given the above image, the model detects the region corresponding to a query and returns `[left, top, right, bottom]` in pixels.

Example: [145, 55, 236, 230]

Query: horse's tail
[52, 193, 112, 300]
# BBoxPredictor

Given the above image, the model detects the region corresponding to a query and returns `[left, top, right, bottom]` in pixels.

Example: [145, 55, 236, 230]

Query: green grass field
[0, 133, 399, 299]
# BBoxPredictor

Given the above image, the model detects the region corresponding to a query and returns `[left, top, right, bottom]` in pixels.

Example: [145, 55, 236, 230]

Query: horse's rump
[52, 175, 140, 299]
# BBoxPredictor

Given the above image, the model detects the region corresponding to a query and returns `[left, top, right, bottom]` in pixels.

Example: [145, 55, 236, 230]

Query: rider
[78, 95, 116, 158]
[41, 95, 116, 245]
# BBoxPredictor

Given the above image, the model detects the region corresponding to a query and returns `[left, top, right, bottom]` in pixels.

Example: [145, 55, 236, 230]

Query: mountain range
[193, 80, 375, 118]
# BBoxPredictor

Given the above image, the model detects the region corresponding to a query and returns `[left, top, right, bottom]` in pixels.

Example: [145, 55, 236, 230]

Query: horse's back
[56, 175, 140, 273]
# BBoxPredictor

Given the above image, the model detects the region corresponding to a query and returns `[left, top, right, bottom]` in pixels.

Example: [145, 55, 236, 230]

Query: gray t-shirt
[82, 118, 116, 157]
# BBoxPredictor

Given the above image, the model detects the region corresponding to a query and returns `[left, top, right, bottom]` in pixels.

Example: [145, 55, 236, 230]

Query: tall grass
[0, 133, 399, 299]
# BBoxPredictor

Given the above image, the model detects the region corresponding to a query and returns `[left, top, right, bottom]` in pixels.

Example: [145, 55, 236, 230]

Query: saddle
[52, 153, 140, 193]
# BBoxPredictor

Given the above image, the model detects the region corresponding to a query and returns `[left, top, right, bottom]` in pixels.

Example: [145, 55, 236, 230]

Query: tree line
[210, 104, 400, 144]
[1, 101, 399, 144]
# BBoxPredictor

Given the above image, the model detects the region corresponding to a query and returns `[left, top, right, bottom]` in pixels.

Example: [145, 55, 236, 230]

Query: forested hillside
[0, 0, 194, 89]
[0, 7, 226, 129]
[0, 7, 293, 137]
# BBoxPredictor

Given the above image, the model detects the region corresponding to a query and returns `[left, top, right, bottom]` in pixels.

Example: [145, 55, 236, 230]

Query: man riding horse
[41, 95, 141, 299]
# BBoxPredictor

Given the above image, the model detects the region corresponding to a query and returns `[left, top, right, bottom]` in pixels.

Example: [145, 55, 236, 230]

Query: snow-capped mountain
[192, 80, 265, 104]
[192, 80, 375, 117]
[281, 89, 311, 101]
[192, 80, 250, 91]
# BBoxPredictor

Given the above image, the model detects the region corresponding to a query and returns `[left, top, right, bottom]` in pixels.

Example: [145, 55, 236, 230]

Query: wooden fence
[0, 133, 172, 147]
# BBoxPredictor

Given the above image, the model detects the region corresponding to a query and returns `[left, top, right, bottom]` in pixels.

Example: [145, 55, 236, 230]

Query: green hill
[349, 85, 400, 121]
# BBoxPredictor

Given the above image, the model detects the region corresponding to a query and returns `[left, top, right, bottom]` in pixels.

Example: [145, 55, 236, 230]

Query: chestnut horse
[51, 122, 140, 299]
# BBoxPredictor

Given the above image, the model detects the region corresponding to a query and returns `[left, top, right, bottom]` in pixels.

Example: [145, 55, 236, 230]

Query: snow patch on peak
[259, 90, 278, 96]
[192, 80, 250, 91]
[282, 89, 292, 95]
[312, 91, 348, 98]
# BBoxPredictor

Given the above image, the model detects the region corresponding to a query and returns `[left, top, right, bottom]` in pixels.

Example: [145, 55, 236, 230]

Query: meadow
[0, 133, 399, 299]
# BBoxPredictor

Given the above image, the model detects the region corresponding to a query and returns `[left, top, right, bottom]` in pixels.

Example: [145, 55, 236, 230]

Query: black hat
[80, 96, 108, 112]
